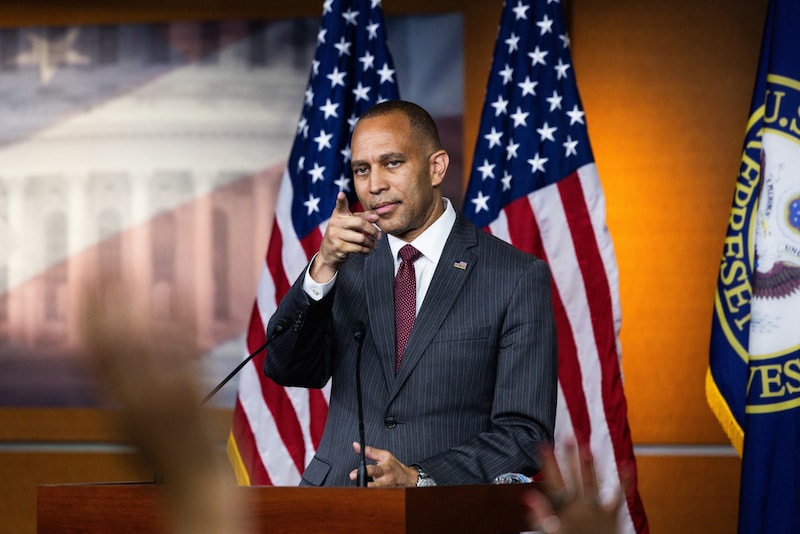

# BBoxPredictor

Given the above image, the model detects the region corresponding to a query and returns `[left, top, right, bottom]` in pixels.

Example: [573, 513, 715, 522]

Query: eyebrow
[351, 152, 406, 170]
[378, 152, 406, 162]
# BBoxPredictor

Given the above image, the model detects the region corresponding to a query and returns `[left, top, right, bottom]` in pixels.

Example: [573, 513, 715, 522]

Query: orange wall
[0, 0, 768, 531]
[572, 0, 767, 445]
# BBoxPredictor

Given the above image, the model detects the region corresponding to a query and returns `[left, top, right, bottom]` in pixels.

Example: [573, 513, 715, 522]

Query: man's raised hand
[311, 192, 380, 282]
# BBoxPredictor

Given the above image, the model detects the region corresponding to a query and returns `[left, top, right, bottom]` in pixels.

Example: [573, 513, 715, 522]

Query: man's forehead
[354, 111, 409, 136]
[352, 122, 413, 156]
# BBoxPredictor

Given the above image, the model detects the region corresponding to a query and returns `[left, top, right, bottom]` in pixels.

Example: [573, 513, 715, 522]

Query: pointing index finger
[333, 191, 351, 216]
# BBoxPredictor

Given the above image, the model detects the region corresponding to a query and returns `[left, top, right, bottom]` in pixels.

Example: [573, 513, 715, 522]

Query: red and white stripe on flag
[228, 171, 329, 486]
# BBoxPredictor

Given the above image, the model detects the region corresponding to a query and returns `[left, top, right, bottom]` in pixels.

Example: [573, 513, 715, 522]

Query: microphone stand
[202, 318, 290, 405]
[353, 322, 368, 487]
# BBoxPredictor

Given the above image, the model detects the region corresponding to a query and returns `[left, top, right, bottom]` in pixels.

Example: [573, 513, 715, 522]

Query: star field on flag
[464, 0, 592, 228]
[288, 0, 398, 240]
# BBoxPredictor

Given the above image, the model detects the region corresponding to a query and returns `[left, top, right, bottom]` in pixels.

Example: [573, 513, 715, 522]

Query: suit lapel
[364, 237, 398, 388]
[391, 215, 478, 396]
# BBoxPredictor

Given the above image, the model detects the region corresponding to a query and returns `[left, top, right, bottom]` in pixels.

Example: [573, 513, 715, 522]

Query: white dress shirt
[303, 198, 457, 315]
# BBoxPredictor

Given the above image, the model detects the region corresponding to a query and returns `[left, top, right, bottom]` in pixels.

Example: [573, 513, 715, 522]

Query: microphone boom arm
[202, 319, 290, 405]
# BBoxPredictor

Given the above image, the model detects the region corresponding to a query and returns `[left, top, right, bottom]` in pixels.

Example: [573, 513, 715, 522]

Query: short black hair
[358, 100, 442, 151]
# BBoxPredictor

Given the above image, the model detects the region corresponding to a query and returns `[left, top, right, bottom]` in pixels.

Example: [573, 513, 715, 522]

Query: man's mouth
[372, 201, 397, 215]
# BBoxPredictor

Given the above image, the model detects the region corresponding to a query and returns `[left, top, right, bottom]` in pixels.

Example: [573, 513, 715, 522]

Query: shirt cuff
[303, 254, 337, 301]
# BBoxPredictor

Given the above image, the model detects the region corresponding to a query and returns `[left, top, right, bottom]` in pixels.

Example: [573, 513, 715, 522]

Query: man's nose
[368, 170, 388, 193]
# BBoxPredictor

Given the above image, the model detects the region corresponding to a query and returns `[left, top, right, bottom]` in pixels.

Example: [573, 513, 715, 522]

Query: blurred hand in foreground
[81, 282, 246, 534]
[524, 443, 624, 534]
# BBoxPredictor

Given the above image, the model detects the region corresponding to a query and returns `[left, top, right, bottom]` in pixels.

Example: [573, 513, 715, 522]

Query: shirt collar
[387, 197, 456, 265]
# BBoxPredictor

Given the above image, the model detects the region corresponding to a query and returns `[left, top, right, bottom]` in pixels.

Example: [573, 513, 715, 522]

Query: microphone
[202, 317, 291, 405]
[353, 321, 368, 487]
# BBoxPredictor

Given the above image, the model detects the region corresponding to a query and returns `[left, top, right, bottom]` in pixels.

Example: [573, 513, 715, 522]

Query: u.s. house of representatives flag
[228, 0, 399, 485]
[707, 0, 800, 531]
[463, 1, 648, 532]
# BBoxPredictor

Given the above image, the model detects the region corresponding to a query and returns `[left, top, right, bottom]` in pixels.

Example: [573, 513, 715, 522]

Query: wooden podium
[38, 482, 533, 533]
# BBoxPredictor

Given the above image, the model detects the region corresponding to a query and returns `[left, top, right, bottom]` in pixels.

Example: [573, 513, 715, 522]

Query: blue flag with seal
[707, 0, 800, 531]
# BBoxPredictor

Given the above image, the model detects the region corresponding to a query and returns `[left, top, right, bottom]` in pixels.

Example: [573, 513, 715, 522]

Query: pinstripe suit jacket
[264, 212, 557, 487]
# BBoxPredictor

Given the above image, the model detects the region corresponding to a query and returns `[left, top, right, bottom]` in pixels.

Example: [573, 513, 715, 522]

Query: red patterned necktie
[394, 244, 422, 374]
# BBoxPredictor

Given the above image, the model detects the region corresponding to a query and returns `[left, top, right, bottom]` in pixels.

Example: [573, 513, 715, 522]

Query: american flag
[463, 1, 648, 532]
[227, 0, 399, 485]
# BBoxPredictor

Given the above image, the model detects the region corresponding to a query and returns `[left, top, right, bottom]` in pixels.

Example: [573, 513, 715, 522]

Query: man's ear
[430, 149, 450, 187]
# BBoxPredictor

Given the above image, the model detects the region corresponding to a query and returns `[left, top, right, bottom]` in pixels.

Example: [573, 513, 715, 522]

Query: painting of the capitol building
[0, 15, 463, 406]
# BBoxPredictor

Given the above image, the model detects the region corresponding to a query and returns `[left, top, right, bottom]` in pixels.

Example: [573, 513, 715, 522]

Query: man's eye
[387, 160, 401, 168]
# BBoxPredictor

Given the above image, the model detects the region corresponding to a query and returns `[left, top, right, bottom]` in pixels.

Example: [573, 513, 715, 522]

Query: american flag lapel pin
[453, 260, 468, 270]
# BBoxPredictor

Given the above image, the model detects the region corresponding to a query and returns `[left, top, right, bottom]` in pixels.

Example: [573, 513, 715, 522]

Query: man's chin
[375, 221, 393, 236]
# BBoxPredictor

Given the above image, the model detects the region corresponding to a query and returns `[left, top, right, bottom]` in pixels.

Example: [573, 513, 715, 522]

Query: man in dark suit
[264, 100, 557, 487]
